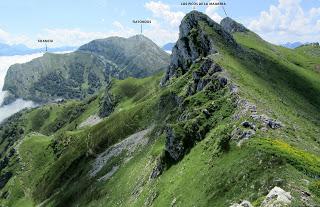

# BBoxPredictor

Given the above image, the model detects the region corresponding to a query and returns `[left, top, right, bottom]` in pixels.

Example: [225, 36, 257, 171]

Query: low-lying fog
[0, 53, 44, 123]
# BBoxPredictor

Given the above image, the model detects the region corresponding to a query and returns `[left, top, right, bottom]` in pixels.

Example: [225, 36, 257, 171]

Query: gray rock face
[250, 114, 283, 129]
[230, 200, 253, 207]
[161, 11, 238, 85]
[267, 120, 282, 129]
[241, 121, 255, 129]
[165, 127, 185, 161]
[99, 89, 117, 118]
[230, 187, 292, 207]
[187, 58, 228, 96]
[261, 186, 292, 207]
[150, 160, 165, 179]
[221, 17, 249, 34]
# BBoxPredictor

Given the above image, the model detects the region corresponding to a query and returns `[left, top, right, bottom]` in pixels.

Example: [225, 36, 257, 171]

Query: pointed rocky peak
[220, 17, 249, 34]
[178, 10, 220, 38]
[161, 11, 239, 85]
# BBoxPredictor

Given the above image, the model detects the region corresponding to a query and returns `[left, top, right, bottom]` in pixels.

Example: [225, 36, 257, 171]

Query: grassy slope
[225, 32, 320, 152]
[0, 94, 102, 207]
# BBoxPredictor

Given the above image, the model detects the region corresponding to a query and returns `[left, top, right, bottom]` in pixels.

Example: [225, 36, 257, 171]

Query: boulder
[267, 120, 282, 129]
[241, 121, 255, 129]
[261, 186, 292, 207]
[230, 200, 253, 207]
[241, 130, 255, 139]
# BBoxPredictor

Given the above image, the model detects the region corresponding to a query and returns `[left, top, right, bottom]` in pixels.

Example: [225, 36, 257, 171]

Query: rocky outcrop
[232, 97, 283, 145]
[0, 172, 12, 189]
[231, 187, 292, 207]
[152, 12, 237, 178]
[187, 58, 227, 95]
[261, 186, 292, 207]
[221, 17, 249, 34]
[164, 59, 229, 161]
[161, 11, 239, 85]
[164, 127, 185, 161]
[151, 55, 232, 178]
[99, 89, 117, 118]
[230, 200, 253, 207]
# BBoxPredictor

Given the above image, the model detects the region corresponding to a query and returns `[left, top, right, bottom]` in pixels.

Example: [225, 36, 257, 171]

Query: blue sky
[0, 0, 319, 48]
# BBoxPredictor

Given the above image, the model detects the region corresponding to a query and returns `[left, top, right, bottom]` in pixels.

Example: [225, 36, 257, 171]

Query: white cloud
[1, 1, 224, 49]
[38, 26, 137, 48]
[0, 28, 31, 46]
[0, 22, 138, 48]
[144, 21, 179, 45]
[249, 0, 320, 44]
[144, 1, 185, 45]
[38, 29, 107, 47]
[205, 0, 223, 23]
[145, 1, 185, 27]
[112, 21, 125, 30]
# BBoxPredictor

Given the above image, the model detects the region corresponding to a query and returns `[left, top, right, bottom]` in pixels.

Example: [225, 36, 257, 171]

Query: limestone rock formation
[220, 17, 249, 34]
[161, 11, 239, 85]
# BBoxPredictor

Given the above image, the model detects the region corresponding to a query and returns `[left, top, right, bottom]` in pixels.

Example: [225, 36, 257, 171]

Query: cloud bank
[248, 0, 320, 44]
[1, 0, 319, 48]
[0, 53, 43, 123]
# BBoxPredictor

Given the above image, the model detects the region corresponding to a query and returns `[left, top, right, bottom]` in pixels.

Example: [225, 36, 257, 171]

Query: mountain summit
[162, 11, 239, 85]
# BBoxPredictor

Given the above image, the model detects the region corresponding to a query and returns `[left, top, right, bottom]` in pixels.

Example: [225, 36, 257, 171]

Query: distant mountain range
[0, 43, 77, 56]
[281, 42, 304, 49]
[162, 42, 175, 52]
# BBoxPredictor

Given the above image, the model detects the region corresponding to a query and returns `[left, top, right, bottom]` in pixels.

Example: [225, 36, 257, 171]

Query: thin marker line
[222, 5, 228, 17]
